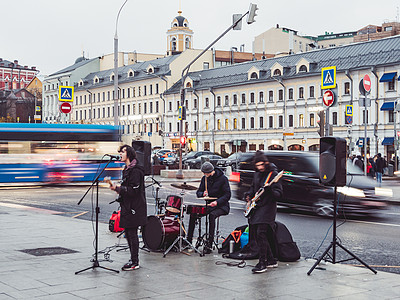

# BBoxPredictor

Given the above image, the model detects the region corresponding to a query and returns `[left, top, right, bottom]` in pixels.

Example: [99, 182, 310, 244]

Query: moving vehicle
[185, 154, 222, 169]
[0, 123, 123, 184]
[216, 152, 245, 171]
[182, 151, 213, 164]
[230, 151, 390, 217]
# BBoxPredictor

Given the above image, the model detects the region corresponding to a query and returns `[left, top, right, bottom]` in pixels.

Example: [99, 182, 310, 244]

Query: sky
[2, 0, 400, 76]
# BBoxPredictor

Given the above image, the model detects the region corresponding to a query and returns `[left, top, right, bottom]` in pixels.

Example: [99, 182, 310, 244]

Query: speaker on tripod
[308, 136, 376, 275]
[132, 141, 152, 176]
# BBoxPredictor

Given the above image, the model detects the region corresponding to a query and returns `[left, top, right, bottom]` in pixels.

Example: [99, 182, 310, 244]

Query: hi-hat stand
[163, 189, 202, 257]
[307, 186, 376, 275]
[75, 158, 119, 275]
[145, 176, 165, 215]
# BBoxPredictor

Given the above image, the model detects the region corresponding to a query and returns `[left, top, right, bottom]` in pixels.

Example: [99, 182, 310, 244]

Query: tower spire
[178, 0, 182, 15]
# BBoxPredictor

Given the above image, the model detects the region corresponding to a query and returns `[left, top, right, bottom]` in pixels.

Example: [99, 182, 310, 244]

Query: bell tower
[167, 10, 193, 55]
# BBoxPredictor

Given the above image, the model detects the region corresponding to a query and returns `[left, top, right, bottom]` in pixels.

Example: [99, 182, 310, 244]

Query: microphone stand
[75, 158, 119, 275]
[145, 176, 164, 215]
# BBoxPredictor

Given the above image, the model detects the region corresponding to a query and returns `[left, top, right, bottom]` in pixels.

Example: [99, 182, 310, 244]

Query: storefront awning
[382, 137, 394, 145]
[380, 102, 396, 111]
[379, 72, 397, 82]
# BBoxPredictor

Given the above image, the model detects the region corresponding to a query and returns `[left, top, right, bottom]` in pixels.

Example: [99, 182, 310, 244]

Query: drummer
[186, 162, 231, 254]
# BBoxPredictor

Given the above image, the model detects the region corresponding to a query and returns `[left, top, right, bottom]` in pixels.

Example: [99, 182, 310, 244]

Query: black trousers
[250, 223, 275, 263]
[125, 227, 139, 264]
[187, 207, 227, 245]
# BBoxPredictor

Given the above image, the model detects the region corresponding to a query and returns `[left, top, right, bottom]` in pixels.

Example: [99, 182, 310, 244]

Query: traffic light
[317, 110, 325, 137]
[247, 3, 258, 24]
[180, 136, 186, 147]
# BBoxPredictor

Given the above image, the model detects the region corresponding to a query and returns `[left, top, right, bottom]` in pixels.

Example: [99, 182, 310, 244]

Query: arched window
[186, 82, 192, 88]
[147, 68, 153, 74]
[171, 38, 177, 51]
[217, 119, 221, 130]
[250, 117, 255, 129]
[234, 118, 237, 129]
[273, 69, 281, 76]
[185, 38, 190, 49]
[299, 65, 307, 72]
[250, 72, 258, 79]
[128, 71, 133, 77]
[225, 119, 229, 130]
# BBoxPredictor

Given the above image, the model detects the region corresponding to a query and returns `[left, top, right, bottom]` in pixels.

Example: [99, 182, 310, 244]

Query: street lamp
[176, 3, 258, 179]
[114, 0, 129, 140]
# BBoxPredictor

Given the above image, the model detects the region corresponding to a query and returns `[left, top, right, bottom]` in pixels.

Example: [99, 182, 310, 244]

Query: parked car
[216, 152, 245, 171]
[230, 151, 391, 217]
[185, 154, 222, 169]
[182, 151, 213, 164]
[161, 152, 178, 165]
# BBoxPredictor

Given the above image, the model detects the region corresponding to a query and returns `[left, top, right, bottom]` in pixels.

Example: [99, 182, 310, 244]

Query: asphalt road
[1, 181, 400, 274]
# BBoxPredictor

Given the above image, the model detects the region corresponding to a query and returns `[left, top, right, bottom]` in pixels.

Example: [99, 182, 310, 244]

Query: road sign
[345, 105, 353, 116]
[59, 102, 72, 114]
[322, 90, 334, 107]
[35, 106, 41, 112]
[58, 86, 74, 102]
[363, 74, 371, 93]
[346, 116, 353, 124]
[321, 66, 336, 89]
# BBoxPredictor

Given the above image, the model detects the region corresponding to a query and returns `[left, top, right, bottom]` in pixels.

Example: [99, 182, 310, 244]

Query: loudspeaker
[132, 141, 152, 176]
[319, 137, 347, 186]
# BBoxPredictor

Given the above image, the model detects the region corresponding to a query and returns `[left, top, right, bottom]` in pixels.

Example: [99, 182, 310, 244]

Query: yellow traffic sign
[321, 66, 336, 89]
[58, 86, 74, 102]
[345, 105, 353, 116]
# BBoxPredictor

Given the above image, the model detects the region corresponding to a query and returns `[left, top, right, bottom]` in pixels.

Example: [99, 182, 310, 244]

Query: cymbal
[198, 196, 217, 200]
[171, 183, 198, 190]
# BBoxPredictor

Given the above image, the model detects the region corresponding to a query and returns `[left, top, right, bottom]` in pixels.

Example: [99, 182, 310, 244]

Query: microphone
[105, 154, 121, 160]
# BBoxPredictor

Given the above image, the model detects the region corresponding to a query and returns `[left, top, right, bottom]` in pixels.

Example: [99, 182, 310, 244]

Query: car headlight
[375, 187, 393, 197]
[337, 186, 365, 198]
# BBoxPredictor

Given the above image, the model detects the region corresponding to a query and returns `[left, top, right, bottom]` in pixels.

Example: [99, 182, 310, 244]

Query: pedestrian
[367, 157, 375, 178]
[245, 151, 283, 273]
[109, 144, 147, 271]
[375, 153, 384, 185]
[186, 161, 231, 254]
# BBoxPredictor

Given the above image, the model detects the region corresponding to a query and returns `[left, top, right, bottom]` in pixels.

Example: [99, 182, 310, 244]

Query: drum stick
[205, 177, 208, 196]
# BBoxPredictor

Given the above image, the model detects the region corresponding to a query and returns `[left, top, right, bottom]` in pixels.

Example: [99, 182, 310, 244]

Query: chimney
[14, 60, 18, 65]
[0, 58, 2, 62]
[32, 66, 36, 70]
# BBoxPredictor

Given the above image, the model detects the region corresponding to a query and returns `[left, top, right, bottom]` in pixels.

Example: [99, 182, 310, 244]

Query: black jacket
[117, 160, 147, 228]
[375, 157, 385, 173]
[196, 168, 231, 214]
[246, 163, 283, 225]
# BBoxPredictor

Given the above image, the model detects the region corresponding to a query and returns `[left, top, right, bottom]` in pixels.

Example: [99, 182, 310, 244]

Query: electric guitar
[244, 170, 284, 218]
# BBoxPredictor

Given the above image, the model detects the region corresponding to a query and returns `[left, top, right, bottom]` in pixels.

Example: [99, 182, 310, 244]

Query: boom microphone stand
[75, 158, 119, 275]
[307, 185, 376, 275]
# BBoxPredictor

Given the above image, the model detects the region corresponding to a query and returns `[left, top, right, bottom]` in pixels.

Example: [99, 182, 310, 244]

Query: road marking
[350, 219, 400, 227]
[72, 211, 89, 218]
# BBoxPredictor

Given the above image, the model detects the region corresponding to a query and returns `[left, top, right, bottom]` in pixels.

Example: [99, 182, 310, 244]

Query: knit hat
[254, 150, 268, 164]
[201, 161, 214, 173]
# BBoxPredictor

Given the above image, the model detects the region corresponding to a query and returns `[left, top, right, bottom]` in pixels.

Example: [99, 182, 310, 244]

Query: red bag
[109, 210, 124, 232]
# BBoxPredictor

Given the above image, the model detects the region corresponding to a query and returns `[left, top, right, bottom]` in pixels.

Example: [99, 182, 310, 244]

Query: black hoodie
[196, 168, 231, 214]
[246, 162, 283, 225]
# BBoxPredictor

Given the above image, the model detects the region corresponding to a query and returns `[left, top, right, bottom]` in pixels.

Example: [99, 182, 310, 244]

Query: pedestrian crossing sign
[321, 66, 336, 89]
[345, 105, 353, 116]
[58, 86, 74, 102]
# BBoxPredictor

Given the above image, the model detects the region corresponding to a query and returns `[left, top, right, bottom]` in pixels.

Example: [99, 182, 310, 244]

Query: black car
[216, 152, 245, 171]
[231, 151, 390, 217]
[185, 154, 222, 169]
[182, 151, 213, 164]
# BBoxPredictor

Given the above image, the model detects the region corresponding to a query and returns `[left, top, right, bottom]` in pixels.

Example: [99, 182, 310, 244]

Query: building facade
[164, 35, 400, 161]
[0, 58, 38, 91]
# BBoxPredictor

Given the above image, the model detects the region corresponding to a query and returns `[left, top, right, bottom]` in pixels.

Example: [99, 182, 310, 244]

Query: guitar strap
[263, 171, 273, 187]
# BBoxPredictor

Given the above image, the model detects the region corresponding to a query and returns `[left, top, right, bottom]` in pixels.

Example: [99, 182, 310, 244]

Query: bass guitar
[244, 170, 284, 218]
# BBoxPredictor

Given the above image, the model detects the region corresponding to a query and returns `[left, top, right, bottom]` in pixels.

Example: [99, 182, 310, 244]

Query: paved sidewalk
[1, 202, 400, 299]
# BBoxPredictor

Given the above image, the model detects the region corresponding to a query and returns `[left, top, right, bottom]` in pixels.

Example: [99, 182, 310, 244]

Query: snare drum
[186, 204, 208, 217]
[142, 215, 181, 251]
[165, 195, 183, 214]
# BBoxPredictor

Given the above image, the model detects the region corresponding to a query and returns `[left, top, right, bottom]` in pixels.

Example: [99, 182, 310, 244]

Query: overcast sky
[2, 0, 400, 76]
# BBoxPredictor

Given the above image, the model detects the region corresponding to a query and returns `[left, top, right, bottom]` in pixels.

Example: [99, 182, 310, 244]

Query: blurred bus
[0, 123, 124, 184]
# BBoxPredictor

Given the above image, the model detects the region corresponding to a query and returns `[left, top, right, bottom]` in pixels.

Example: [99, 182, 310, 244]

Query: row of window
[44, 81, 68, 91]
[120, 123, 160, 135]
[75, 84, 160, 105]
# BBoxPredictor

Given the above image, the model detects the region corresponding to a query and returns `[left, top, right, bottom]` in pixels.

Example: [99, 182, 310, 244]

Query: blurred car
[163, 153, 178, 166]
[182, 151, 213, 164]
[230, 151, 391, 217]
[216, 152, 245, 171]
[160, 152, 177, 165]
[185, 154, 222, 169]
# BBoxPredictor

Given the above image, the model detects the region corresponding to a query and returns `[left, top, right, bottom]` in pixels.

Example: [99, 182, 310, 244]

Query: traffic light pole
[175, 6, 255, 179]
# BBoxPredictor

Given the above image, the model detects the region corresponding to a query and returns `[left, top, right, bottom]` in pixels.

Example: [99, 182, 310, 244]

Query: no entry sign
[323, 90, 334, 107]
[363, 74, 371, 93]
[59, 102, 72, 114]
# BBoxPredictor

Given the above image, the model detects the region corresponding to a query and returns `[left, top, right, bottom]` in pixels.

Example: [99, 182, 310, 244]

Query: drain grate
[19, 247, 78, 256]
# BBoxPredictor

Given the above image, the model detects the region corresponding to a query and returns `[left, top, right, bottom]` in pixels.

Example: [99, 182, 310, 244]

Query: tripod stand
[145, 176, 165, 215]
[163, 189, 202, 257]
[307, 186, 377, 275]
[75, 158, 119, 275]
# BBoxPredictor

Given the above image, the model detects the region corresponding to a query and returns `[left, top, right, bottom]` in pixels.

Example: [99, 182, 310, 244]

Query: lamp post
[176, 3, 258, 179]
[114, 0, 129, 140]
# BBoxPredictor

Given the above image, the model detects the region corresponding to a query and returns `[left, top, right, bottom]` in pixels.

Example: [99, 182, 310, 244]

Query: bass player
[245, 151, 283, 273]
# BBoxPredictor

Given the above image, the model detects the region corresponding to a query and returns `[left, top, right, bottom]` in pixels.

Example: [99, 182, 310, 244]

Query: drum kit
[141, 182, 214, 257]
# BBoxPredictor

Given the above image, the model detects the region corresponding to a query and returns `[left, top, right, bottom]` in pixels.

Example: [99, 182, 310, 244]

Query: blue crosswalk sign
[58, 86, 74, 102]
[345, 105, 353, 116]
[321, 66, 336, 89]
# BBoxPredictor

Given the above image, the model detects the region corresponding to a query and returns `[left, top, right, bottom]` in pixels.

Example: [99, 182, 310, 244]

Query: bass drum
[142, 215, 182, 251]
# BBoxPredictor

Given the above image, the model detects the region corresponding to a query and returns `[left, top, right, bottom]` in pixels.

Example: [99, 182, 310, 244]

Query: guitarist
[245, 151, 283, 273]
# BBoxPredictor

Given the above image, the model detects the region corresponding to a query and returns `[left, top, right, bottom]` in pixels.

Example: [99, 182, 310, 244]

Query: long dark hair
[119, 144, 136, 162]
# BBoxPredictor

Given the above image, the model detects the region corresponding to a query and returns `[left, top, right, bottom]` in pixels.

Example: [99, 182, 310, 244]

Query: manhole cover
[19, 247, 78, 256]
